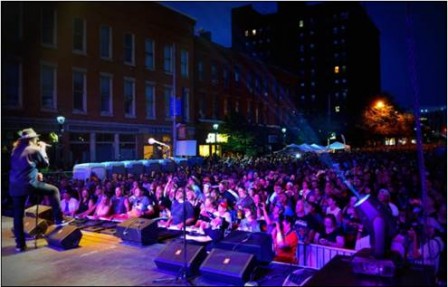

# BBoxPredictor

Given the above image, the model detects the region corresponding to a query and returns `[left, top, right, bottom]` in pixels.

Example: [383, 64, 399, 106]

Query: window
[252, 29, 256, 35]
[299, 20, 304, 28]
[163, 44, 173, 74]
[182, 88, 190, 122]
[335, 106, 341, 113]
[180, 49, 189, 78]
[40, 63, 56, 110]
[1, 59, 22, 108]
[334, 66, 340, 74]
[211, 63, 218, 85]
[124, 33, 135, 65]
[73, 18, 86, 53]
[197, 60, 204, 81]
[145, 38, 154, 70]
[245, 30, 249, 37]
[223, 68, 229, 87]
[164, 86, 173, 119]
[73, 69, 86, 112]
[124, 78, 135, 117]
[100, 74, 113, 115]
[145, 82, 155, 119]
[41, 7, 56, 46]
[100, 25, 112, 59]
[234, 66, 240, 84]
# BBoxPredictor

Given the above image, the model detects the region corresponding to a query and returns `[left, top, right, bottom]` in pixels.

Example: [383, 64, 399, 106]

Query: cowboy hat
[18, 128, 40, 139]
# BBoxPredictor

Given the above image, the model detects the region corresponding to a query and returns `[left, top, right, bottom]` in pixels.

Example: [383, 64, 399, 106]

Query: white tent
[327, 141, 350, 151]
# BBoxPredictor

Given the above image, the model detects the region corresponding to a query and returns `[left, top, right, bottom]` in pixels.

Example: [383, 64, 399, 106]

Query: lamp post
[148, 138, 171, 158]
[281, 127, 286, 146]
[56, 116, 65, 170]
[213, 123, 219, 156]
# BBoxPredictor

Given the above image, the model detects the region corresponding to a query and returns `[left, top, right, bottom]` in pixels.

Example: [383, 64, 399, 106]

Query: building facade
[2, 2, 195, 168]
[232, 2, 381, 144]
[194, 32, 299, 156]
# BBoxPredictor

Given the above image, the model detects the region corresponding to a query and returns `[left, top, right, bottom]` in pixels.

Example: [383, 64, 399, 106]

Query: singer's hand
[37, 173, 44, 182]
[38, 141, 52, 149]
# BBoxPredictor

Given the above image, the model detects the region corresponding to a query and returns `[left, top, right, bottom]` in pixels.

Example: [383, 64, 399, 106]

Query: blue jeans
[12, 182, 63, 247]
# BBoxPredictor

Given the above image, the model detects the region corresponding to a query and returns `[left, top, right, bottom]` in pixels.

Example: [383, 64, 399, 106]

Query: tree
[362, 96, 415, 140]
[220, 111, 258, 156]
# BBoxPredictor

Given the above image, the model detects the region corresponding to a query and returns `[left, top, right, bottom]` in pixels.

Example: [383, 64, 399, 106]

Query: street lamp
[56, 116, 66, 169]
[213, 124, 219, 156]
[281, 127, 286, 145]
[148, 137, 171, 158]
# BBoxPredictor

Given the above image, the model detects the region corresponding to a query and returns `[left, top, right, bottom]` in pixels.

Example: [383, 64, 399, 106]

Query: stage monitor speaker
[45, 225, 82, 250]
[115, 218, 158, 245]
[215, 231, 274, 264]
[25, 205, 53, 222]
[199, 248, 256, 285]
[154, 241, 207, 276]
[24, 216, 48, 237]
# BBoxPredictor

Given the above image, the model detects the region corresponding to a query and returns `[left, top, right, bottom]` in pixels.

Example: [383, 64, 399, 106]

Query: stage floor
[1, 216, 302, 286]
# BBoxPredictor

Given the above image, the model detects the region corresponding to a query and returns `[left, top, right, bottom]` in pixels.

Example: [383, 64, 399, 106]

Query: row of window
[3, 60, 190, 122]
[40, 7, 189, 77]
[197, 61, 291, 100]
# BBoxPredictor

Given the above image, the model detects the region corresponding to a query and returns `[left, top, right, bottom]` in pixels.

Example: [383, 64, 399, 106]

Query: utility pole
[172, 43, 177, 158]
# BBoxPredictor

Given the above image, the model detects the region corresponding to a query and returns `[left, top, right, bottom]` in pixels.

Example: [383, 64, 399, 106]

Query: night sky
[160, 1, 447, 110]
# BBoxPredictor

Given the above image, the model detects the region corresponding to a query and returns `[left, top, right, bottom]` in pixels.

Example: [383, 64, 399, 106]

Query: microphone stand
[153, 187, 194, 286]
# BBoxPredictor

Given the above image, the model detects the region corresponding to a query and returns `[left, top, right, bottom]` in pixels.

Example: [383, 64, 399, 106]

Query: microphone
[38, 141, 52, 148]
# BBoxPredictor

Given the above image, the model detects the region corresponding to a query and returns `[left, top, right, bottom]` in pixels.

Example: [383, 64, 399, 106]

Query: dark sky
[160, 1, 447, 110]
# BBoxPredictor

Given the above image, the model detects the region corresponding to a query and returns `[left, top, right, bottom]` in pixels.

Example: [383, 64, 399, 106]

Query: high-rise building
[232, 2, 380, 144]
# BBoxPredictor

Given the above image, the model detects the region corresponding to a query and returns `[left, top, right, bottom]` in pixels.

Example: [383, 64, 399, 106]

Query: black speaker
[115, 218, 158, 245]
[199, 248, 256, 285]
[154, 241, 207, 276]
[24, 216, 48, 237]
[25, 205, 53, 222]
[215, 231, 274, 264]
[45, 225, 82, 250]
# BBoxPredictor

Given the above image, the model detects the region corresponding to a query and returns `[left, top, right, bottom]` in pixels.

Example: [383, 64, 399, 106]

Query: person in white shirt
[60, 192, 79, 217]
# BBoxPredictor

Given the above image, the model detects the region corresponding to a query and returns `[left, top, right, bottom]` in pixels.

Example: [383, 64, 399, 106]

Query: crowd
[32, 148, 446, 279]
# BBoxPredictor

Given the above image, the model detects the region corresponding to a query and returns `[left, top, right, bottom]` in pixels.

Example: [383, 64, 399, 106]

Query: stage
[1, 216, 303, 286]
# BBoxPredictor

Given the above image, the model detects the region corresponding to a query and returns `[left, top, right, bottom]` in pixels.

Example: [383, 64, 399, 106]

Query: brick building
[2, 2, 195, 167]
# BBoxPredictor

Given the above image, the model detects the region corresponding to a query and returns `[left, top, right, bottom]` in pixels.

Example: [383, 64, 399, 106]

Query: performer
[9, 128, 68, 252]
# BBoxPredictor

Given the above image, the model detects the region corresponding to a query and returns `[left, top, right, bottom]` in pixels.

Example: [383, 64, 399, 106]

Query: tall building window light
[124, 77, 135, 117]
[145, 38, 154, 70]
[100, 25, 112, 59]
[299, 19, 304, 28]
[163, 44, 173, 74]
[40, 63, 57, 111]
[2, 59, 22, 108]
[124, 33, 135, 65]
[334, 66, 340, 74]
[145, 82, 155, 119]
[245, 30, 249, 37]
[100, 73, 113, 115]
[342, 65, 347, 73]
[72, 69, 86, 113]
[73, 17, 86, 53]
[335, 106, 341, 113]
[41, 7, 56, 47]
[252, 29, 257, 35]
[180, 49, 189, 78]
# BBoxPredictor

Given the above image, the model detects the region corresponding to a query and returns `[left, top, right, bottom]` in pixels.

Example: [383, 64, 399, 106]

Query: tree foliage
[220, 111, 258, 156]
[362, 96, 415, 137]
